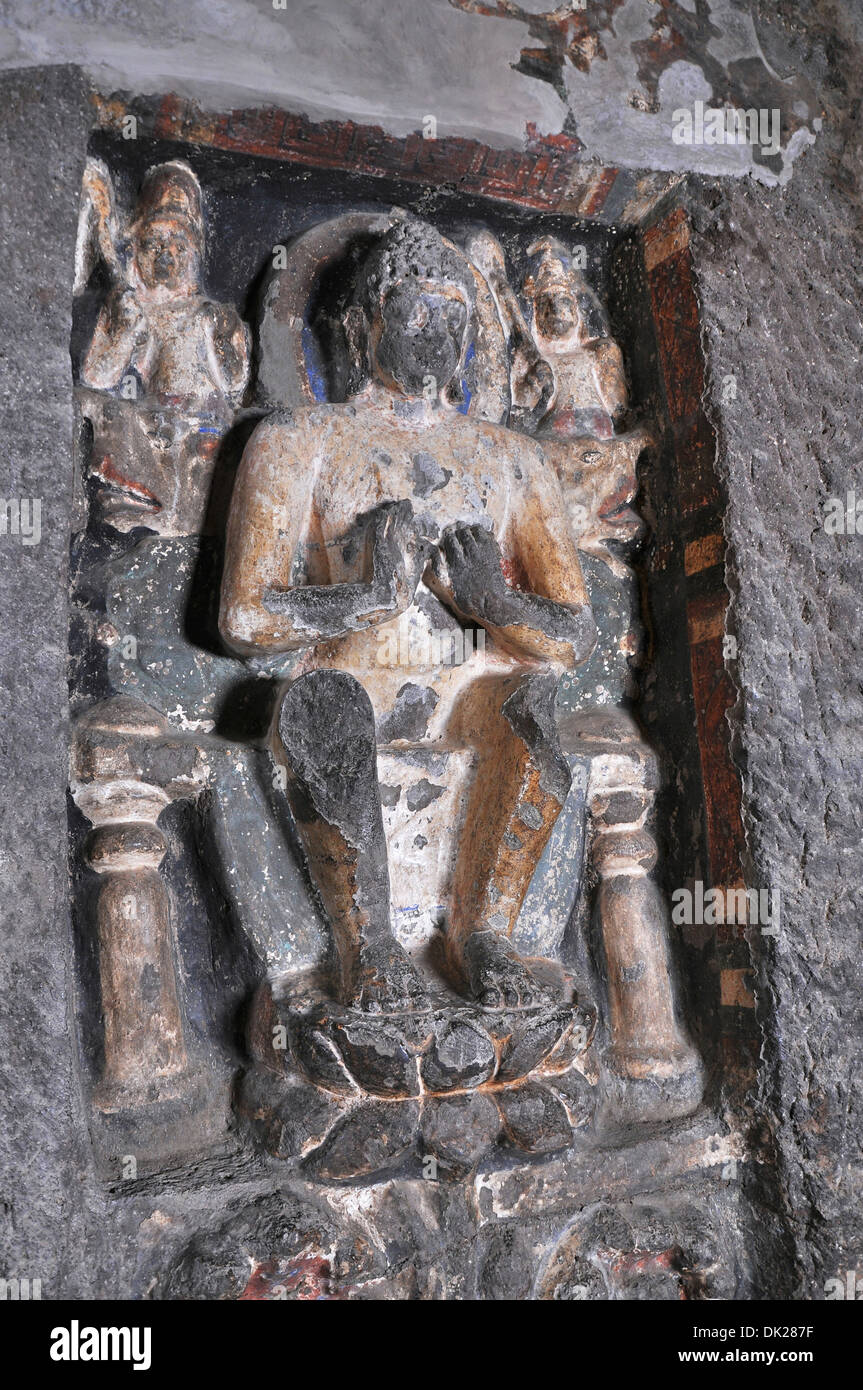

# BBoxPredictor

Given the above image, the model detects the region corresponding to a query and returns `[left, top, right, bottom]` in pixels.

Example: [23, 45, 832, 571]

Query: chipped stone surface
[687, 91, 863, 1293]
[0, 0, 827, 182]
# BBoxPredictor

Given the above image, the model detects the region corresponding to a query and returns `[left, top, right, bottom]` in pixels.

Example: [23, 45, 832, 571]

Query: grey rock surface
[689, 76, 863, 1295]
[0, 63, 92, 1300]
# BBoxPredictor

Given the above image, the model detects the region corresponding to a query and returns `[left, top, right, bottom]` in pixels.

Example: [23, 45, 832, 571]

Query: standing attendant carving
[78, 158, 250, 536]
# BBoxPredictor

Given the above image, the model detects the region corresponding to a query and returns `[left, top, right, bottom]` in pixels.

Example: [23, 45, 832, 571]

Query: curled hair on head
[327, 217, 476, 401]
[354, 216, 477, 321]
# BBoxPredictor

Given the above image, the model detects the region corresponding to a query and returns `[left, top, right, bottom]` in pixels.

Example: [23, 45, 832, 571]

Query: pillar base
[90, 1065, 232, 1179]
[599, 1044, 705, 1125]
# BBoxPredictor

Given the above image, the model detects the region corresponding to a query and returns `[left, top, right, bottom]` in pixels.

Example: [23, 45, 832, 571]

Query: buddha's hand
[432, 521, 597, 667]
[367, 499, 433, 611]
[432, 521, 512, 624]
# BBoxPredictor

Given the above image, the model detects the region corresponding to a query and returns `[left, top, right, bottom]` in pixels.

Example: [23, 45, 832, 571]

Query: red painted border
[91, 92, 679, 223]
[642, 206, 755, 1040]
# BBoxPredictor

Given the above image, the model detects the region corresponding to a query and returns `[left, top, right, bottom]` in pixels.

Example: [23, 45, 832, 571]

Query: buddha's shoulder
[246, 402, 545, 465]
[245, 402, 344, 449]
[450, 411, 546, 461]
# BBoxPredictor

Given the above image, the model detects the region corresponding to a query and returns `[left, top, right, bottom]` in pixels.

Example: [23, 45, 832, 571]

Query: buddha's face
[370, 277, 469, 397]
[135, 219, 199, 293]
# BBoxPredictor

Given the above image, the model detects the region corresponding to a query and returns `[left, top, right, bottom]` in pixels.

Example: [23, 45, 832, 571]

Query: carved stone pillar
[70, 697, 223, 1166]
[561, 709, 704, 1122]
[592, 819, 696, 1094]
[75, 777, 188, 1110]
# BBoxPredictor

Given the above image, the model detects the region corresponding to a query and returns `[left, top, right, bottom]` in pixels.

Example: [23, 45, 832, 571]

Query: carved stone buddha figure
[71, 189, 701, 1178]
[220, 217, 598, 1014]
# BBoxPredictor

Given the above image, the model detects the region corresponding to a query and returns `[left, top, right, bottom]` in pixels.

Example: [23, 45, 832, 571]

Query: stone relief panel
[69, 152, 703, 1183]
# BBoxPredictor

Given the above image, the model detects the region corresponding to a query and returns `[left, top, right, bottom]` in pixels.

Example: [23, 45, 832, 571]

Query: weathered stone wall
[688, 78, 863, 1293]
[0, 0, 826, 186]
[0, 64, 92, 1298]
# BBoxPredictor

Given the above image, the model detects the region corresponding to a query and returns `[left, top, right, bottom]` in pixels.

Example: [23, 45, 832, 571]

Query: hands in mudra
[428, 520, 513, 621]
[264, 499, 593, 665]
[369, 504, 582, 649]
[366, 502, 510, 623]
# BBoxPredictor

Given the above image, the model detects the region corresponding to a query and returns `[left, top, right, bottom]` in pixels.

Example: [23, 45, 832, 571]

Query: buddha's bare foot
[461, 931, 555, 1009]
[348, 936, 430, 1015]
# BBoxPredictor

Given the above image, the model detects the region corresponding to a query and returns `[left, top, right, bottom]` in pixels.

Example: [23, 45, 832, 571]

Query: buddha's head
[355, 218, 476, 398]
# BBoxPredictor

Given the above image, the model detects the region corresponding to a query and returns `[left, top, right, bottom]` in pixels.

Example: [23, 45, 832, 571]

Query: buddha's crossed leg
[447, 670, 570, 1007]
[275, 668, 570, 1013]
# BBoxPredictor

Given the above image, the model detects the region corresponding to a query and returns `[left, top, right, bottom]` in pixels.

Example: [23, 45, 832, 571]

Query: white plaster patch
[0, 0, 565, 149]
